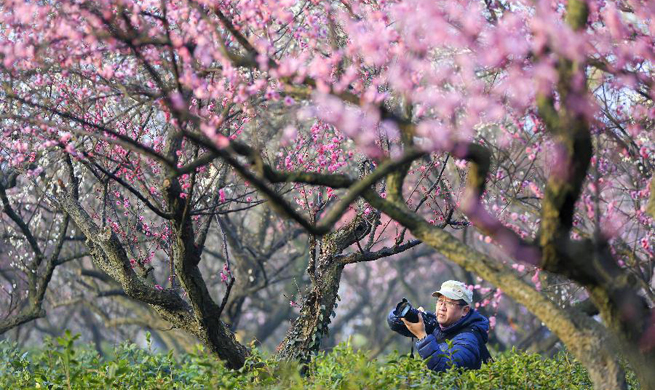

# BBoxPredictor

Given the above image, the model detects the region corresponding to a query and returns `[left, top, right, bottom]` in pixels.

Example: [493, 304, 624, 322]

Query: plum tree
[0, 0, 652, 388]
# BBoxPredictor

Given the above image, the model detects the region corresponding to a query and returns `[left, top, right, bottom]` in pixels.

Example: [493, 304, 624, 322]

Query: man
[387, 280, 491, 372]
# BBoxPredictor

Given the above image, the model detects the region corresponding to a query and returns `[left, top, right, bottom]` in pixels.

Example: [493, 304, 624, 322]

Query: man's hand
[401, 308, 427, 340]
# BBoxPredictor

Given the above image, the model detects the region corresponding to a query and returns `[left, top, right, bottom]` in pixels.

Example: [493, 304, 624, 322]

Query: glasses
[437, 299, 466, 309]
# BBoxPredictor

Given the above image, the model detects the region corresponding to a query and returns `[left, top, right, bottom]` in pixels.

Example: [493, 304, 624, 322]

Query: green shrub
[0, 333, 639, 389]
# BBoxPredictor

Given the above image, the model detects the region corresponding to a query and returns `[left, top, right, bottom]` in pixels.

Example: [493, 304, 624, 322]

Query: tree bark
[276, 216, 370, 362]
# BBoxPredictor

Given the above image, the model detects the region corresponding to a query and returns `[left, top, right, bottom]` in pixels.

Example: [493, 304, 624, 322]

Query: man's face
[436, 296, 470, 327]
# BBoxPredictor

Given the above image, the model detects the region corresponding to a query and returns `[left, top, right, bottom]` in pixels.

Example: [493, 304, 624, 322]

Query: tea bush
[0, 332, 639, 389]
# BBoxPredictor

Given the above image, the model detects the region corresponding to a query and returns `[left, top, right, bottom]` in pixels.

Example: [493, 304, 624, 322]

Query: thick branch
[340, 239, 422, 264]
[55, 190, 191, 315]
[456, 142, 542, 265]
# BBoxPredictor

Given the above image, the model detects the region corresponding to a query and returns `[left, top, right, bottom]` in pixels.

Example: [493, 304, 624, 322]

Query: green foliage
[0, 335, 640, 389]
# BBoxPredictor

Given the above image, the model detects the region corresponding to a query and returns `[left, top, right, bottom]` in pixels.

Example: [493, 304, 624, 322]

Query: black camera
[395, 297, 420, 323]
[388, 299, 438, 337]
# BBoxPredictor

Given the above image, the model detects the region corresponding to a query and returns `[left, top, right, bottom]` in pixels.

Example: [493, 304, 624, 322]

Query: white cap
[432, 280, 473, 306]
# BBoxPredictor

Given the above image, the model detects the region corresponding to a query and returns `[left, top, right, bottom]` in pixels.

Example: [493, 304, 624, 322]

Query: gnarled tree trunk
[54, 149, 249, 370]
[276, 216, 370, 362]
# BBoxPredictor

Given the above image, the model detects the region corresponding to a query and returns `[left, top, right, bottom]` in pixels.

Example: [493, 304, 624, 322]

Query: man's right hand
[401, 312, 427, 340]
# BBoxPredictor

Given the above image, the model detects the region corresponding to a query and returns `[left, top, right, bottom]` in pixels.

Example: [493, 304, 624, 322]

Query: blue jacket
[388, 308, 490, 372]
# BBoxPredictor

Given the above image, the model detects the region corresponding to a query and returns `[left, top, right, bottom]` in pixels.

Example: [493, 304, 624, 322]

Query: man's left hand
[401, 312, 427, 340]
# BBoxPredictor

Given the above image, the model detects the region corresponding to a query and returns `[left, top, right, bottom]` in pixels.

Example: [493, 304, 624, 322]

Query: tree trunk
[275, 261, 344, 362]
[276, 216, 370, 362]
[56, 171, 250, 370]
[170, 222, 249, 369]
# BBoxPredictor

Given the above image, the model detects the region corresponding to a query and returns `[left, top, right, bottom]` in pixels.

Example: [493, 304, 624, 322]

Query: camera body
[395, 297, 420, 323]
[388, 297, 439, 338]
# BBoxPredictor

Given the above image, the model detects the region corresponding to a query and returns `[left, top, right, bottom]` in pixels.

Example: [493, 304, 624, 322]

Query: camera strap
[410, 337, 415, 358]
